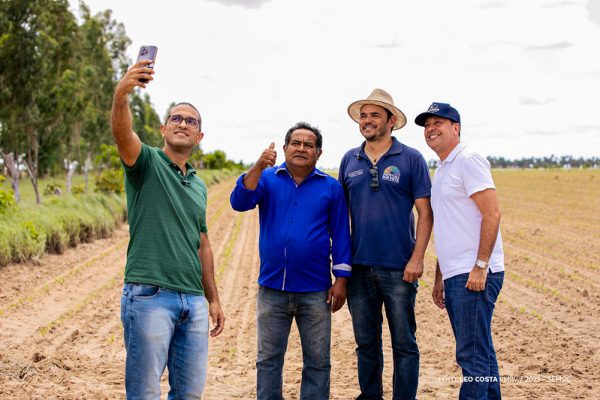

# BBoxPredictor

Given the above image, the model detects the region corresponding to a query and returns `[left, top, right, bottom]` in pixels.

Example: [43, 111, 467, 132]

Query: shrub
[0, 175, 16, 213]
[0, 192, 127, 266]
[43, 183, 63, 196]
[72, 184, 85, 194]
[95, 169, 125, 194]
[0, 189, 16, 213]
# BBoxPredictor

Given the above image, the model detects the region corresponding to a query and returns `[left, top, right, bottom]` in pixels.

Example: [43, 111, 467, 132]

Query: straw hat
[347, 88, 407, 130]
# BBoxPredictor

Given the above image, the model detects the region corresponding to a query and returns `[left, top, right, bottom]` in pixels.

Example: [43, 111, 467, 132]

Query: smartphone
[136, 45, 158, 83]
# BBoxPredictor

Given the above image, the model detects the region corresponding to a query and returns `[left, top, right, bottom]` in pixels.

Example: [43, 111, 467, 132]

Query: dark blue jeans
[445, 271, 504, 400]
[256, 285, 331, 400]
[347, 265, 419, 400]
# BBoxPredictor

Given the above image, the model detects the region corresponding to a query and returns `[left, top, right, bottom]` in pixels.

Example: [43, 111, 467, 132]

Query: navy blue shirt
[339, 137, 431, 269]
[230, 163, 352, 292]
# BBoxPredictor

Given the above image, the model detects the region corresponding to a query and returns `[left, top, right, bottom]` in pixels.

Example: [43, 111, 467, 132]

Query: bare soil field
[1, 169, 598, 399]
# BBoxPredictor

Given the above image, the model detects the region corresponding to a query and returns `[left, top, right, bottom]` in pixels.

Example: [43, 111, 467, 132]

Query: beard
[361, 124, 388, 142]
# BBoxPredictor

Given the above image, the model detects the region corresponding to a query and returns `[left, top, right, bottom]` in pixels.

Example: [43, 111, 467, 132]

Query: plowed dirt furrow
[0, 243, 126, 349]
[204, 207, 260, 399]
[0, 225, 129, 312]
[503, 243, 599, 285]
[1, 172, 599, 399]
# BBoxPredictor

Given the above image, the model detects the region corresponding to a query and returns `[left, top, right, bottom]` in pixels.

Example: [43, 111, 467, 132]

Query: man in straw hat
[339, 88, 433, 399]
[416, 102, 504, 399]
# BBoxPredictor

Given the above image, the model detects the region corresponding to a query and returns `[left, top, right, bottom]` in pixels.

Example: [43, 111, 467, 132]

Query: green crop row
[0, 193, 127, 266]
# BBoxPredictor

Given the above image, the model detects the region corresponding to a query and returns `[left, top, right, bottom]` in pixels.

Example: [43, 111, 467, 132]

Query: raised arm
[230, 143, 276, 211]
[242, 142, 277, 190]
[111, 60, 154, 166]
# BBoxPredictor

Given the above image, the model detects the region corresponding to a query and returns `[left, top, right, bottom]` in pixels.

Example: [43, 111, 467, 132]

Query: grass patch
[197, 168, 242, 186]
[0, 192, 126, 266]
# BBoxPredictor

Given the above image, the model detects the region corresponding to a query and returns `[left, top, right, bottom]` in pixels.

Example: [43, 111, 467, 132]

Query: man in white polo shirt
[416, 102, 504, 400]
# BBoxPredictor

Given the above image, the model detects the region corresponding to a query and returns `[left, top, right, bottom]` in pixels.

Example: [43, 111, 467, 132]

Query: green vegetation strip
[208, 201, 232, 228]
[506, 270, 571, 305]
[0, 193, 126, 266]
[0, 239, 128, 316]
[499, 297, 544, 321]
[216, 213, 244, 281]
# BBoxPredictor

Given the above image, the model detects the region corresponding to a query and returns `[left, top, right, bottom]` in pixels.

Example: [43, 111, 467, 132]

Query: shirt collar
[157, 148, 196, 175]
[353, 136, 403, 159]
[437, 142, 466, 168]
[275, 162, 326, 178]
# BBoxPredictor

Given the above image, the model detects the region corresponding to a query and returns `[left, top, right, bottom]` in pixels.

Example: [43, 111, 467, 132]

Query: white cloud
[73, 0, 600, 166]
[587, 0, 600, 24]
[206, 0, 271, 9]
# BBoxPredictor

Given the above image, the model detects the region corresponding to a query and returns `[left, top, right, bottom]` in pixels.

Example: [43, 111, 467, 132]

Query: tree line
[426, 155, 599, 169]
[0, 0, 242, 205]
[486, 155, 599, 169]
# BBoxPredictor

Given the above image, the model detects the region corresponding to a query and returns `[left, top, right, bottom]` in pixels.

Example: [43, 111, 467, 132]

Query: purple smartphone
[136, 45, 158, 83]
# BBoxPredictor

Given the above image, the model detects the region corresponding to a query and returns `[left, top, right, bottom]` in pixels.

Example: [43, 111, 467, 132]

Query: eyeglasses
[168, 114, 200, 130]
[369, 165, 379, 191]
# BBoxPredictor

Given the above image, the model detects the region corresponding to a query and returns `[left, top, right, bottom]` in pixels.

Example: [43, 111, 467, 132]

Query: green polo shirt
[122, 143, 207, 295]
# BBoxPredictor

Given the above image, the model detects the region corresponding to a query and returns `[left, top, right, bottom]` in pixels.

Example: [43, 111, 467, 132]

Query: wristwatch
[475, 259, 488, 270]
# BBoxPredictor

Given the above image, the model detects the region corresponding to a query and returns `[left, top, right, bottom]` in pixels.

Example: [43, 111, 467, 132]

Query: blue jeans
[444, 271, 504, 400]
[347, 265, 419, 400]
[256, 285, 331, 400]
[120, 283, 209, 400]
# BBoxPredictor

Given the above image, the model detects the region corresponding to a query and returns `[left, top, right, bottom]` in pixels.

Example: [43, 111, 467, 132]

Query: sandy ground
[0, 174, 598, 399]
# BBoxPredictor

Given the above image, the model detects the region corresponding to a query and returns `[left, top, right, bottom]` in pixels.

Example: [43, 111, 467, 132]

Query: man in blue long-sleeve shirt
[230, 121, 351, 400]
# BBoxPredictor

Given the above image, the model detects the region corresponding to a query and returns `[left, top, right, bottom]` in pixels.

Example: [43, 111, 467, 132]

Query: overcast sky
[72, 0, 600, 167]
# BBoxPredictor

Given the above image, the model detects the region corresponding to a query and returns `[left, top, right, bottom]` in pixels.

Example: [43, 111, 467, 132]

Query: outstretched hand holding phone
[111, 47, 158, 166]
[136, 45, 158, 83]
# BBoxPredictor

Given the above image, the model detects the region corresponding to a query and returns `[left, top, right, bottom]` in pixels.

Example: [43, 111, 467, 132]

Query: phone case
[136, 46, 158, 83]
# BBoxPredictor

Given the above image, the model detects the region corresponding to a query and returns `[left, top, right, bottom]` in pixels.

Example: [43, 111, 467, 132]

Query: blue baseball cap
[414, 102, 461, 126]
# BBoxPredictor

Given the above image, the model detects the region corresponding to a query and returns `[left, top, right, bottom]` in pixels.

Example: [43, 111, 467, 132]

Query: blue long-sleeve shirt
[230, 163, 352, 292]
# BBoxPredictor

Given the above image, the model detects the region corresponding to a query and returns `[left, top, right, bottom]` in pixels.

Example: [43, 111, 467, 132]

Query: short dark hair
[383, 108, 393, 120]
[165, 102, 202, 130]
[284, 122, 323, 150]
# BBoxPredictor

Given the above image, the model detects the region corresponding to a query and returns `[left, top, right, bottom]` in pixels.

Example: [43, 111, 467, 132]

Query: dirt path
[1, 173, 598, 399]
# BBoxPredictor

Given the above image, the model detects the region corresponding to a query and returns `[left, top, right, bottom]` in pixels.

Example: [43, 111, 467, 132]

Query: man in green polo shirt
[111, 58, 225, 399]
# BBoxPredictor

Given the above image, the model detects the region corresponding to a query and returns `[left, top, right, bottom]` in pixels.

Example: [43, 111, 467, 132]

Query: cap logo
[428, 103, 440, 113]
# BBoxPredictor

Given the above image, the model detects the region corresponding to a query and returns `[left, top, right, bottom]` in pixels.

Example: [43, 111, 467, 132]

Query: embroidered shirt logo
[382, 166, 400, 183]
[428, 103, 440, 113]
[347, 169, 363, 178]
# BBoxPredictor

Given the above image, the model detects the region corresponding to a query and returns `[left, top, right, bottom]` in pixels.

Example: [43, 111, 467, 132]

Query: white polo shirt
[431, 143, 504, 280]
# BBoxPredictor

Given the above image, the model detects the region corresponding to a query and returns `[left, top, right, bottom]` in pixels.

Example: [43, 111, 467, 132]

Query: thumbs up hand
[257, 142, 277, 170]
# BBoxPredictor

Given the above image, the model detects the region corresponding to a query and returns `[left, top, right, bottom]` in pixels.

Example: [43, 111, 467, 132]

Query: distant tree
[131, 92, 163, 147]
[0, 0, 80, 203]
[203, 150, 227, 169]
[485, 155, 599, 169]
[188, 147, 205, 170]
[0, 1, 166, 201]
[202, 150, 244, 170]
[74, 4, 130, 189]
